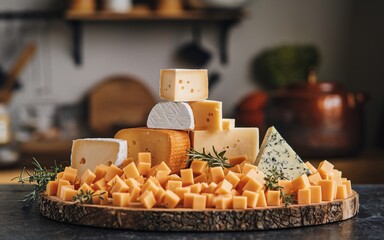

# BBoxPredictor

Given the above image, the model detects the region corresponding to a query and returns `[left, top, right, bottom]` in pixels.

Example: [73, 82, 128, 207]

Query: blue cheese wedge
[255, 126, 310, 180]
[147, 102, 194, 130]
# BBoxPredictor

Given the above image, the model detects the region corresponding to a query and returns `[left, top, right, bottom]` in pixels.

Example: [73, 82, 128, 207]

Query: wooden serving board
[39, 191, 359, 231]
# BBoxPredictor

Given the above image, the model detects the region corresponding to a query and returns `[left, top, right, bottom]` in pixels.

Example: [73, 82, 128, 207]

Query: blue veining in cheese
[255, 126, 310, 180]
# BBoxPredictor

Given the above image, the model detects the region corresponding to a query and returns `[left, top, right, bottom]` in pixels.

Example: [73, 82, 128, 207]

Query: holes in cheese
[147, 102, 194, 130]
[189, 100, 223, 130]
[115, 128, 190, 174]
[160, 69, 208, 102]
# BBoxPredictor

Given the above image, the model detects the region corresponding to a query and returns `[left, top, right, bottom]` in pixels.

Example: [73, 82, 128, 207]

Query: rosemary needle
[186, 146, 232, 169]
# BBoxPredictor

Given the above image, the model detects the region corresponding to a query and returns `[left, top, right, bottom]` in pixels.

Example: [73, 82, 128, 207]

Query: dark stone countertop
[0, 184, 382, 240]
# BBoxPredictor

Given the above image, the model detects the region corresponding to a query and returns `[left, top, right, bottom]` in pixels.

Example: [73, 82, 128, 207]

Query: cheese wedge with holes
[160, 69, 208, 101]
[71, 138, 127, 178]
[255, 126, 310, 180]
[115, 128, 190, 174]
[189, 100, 223, 130]
[190, 128, 259, 164]
[147, 102, 194, 130]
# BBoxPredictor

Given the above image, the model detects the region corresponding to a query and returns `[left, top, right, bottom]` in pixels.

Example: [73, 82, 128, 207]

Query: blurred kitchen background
[0, 0, 383, 183]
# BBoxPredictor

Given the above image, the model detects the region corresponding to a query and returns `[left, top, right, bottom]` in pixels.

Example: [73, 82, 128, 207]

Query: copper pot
[266, 78, 367, 158]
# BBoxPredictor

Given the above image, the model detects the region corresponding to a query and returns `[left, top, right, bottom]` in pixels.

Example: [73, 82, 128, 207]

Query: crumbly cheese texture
[255, 126, 310, 180]
[159, 69, 208, 102]
[71, 138, 127, 177]
[147, 101, 194, 130]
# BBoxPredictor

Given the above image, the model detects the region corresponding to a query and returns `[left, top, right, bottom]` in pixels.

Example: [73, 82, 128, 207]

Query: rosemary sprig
[12, 158, 64, 208]
[73, 190, 105, 204]
[186, 147, 232, 169]
[264, 166, 296, 206]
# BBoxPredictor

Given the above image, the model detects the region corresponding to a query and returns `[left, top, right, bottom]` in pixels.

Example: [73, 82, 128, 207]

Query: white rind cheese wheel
[147, 102, 194, 130]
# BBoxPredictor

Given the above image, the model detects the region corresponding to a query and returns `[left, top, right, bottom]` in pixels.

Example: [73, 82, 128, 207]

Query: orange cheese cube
[342, 179, 352, 195]
[190, 183, 203, 194]
[135, 175, 145, 185]
[204, 182, 217, 193]
[228, 155, 248, 166]
[140, 190, 156, 209]
[137, 162, 151, 177]
[184, 193, 197, 208]
[155, 170, 169, 187]
[233, 196, 247, 209]
[278, 180, 293, 195]
[194, 173, 208, 183]
[104, 164, 123, 182]
[124, 178, 141, 189]
[168, 174, 182, 181]
[141, 180, 159, 194]
[215, 196, 232, 209]
[129, 186, 141, 203]
[336, 185, 348, 199]
[155, 161, 172, 175]
[318, 180, 335, 201]
[266, 190, 280, 206]
[243, 178, 263, 193]
[123, 162, 140, 179]
[192, 194, 207, 210]
[291, 174, 311, 191]
[242, 163, 257, 174]
[236, 168, 258, 192]
[120, 158, 134, 169]
[257, 190, 267, 207]
[163, 190, 180, 208]
[56, 171, 64, 180]
[190, 160, 208, 175]
[93, 178, 108, 191]
[305, 161, 318, 174]
[298, 188, 311, 205]
[210, 167, 225, 184]
[148, 166, 157, 177]
[174, 187, 191, 201]
[78, 183, 93, 194]
[308, 172, 322, 185]
[229, 164, 242, 173]
[138, 152, 151, 164]
[60, 186, 77, 201]
[215, 180, 233, 195]
[180, 168, 194, 186]
[113, 192, 130, 207]
[318, 160, 334, 179]
[242, 190, 259, 208]
[80, 169, 96, 185]
[201, 193, 215, 208]
[309, 185, 322, 203]
[166, 180, 182, 192]
[93, 165, 108, 182]
[64, 166, 78, 176]
[107, 175, 119, 188]
[154, 187, 166, 205]
[225, 171, 240, 188]
[92, 190, 108, 205]
[62, 171, 77, 184]
[110, 176, 129, 193]
[46, 180, 58, 196]
[57, 179, 71, 197]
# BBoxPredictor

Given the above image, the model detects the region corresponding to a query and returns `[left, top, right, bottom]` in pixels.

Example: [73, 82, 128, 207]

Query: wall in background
[1, 0, 382, 146]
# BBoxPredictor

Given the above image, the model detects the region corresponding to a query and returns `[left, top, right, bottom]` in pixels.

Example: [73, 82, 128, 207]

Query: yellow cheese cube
[155, 170, 169, 187]
[141, 179, 159, 194]
[309, 185, 322, 203]
[192, 194, 207, 210]
[180, 168, 194, 186]
[62, 166, 78, 184]
[138, 152, 152, 164]
[129, 186, 141, 203]
[257, 190, 267, 207]
[124, 177, 141, 189]
[318, 180, 335, 201]
[194, 173, 208, 183]
[174, 187, 191, 201]
[210, 167, 225, 184]
[57, 179, 71, 197]
[278, 180, 293, 195]
[123, 162, 140, 179]
[60, 186, 77, 201]
[305, 161, 318, 174]
[291, 174, 311, 191]
[163, 190, 180, 208]
[56, 171, 64, 180]
[112, 192, 130, 207]
[154, 187, 166, 205]
[190, 160, 208, 175]
[46, 180, 58, 196]
[215, 180, 233, 195]
[110, 176, 129, 193]
[228, 155, 248, 166]
[298, 188, 311, 205]
[93, 165, 108, 182]
[140, 190, 156, 209]
[93, 178, 108, 191]
[189, 100, 223, 130]
[342, 179, 352, 195]
[155, 161, 172, 175]
[222, 118, 235, 130]
[243, 178, 263, 193]
[318, 160, 334, 179]
[266, 190, 280, 206]
[225, 171, 240, 188]
[190, 183, 203, 194]
[229, 164, 242, 173]
[135, 175, 145, 185]
[242, 163, 257, 174]
[137, 162, 151, 177]
[92, 190, 108, 205]
[336, 185, 348, 199]
[166, 180, 182, 192]
[107, 175, 119, 188]
[104, 164, 123, 182]
[168, 174, 182, 181]
[184, 193, 197, 208]
[78, 183, 93, 194]
[233, 196, 247, 209]
[120, 158, 134, 169]
[204, 182, 218, 193]
[308, 172, 322, 185]
[80, 169, 96, 185]
[201, 193, 215, 208]
[242, 190, 259, 208]
[215, 196, 232, 209]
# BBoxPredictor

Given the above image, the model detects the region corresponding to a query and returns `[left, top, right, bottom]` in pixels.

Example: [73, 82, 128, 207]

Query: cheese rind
[189, 100, 223, 130]
[255, 126, 310, 180]
[190, 128, 259, 164]
[147, 102, 194, 130]
[115, 128, 190, 174]
[71, 138, 127, 177]
[160, 69, 208, 102]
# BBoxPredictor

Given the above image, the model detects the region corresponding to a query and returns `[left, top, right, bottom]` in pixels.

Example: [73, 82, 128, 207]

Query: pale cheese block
[114, 128, 190, 173]
[255, 126, 310, 180]
[222, 118, 235, 130]
[190, 128, 259, 164]
[71, 138, 127, 178]
[189, 100, 223, 131]
[160, 69, 208, 101]
[147, 101, 194, 130]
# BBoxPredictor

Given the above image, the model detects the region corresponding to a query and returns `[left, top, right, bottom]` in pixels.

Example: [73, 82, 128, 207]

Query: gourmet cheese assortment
[45, 68, 354, 210]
